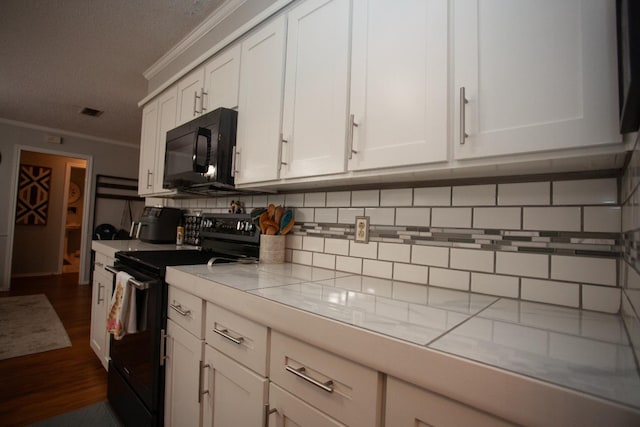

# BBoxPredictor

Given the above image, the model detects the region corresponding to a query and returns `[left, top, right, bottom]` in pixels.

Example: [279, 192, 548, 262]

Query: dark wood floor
[0, 273, 108, 427]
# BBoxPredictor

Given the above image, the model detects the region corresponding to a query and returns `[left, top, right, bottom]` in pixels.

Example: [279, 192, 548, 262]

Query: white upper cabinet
[280, 0, 351, 179]
[176, 68, 206, 126]
[154, 87, 178, 193]
[138, 99, 158, 196]
[453, 0, 620, 160]
[236, 15, 287, 184]
[203, 44, 241, 111]
[348, 0, 448, 171]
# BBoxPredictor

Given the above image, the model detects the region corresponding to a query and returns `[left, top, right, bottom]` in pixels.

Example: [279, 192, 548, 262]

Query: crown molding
[0, 117, 139, 149]
[143, 0, 247, 80]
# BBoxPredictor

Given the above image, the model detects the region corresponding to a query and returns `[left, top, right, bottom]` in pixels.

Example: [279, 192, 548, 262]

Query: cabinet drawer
[268, 382, 345, 427]
[270, 331, 380, 427]
[205, 302, 268, 376]
[386, 376, 515, 427]
[94, 252, 114, 272]
[168, 286, 204, 339]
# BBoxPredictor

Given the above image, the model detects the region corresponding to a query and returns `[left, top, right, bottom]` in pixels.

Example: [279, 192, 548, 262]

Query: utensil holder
[260, 234, 285, 263]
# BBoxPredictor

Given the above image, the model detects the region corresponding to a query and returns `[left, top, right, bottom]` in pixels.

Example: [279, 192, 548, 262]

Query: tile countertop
[91, 239, 197, 258]
[167, 262, 640, 424]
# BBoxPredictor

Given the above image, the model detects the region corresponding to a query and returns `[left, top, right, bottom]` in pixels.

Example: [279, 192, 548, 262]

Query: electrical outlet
[354, 216, 370, 243]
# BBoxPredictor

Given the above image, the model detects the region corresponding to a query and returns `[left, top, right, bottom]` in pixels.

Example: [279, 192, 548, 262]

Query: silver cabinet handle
[232, 150, 239, 177]
[146, 170, 152, 188]
[160, 329, 168, 366]
[264, 404, 277, 427]
[213, 326, 244, 345]
[348, 114, 359, 160]
[94, 261, 104, 268]
[193, 90, 201, 115]
[198, 360, 210, 403]
[97, 282, 104, 304]
[278, 133, 287, 170]
[459, 87, 469, 145]
[201, 89, 207, 112]
[169, 303, 191, 317]
[285, 365, 334, 393]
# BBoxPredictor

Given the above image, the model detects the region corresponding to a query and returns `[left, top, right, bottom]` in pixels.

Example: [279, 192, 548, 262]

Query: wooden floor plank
[0, 273, 108, 426]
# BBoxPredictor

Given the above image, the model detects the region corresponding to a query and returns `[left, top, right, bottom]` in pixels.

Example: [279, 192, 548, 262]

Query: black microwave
[163, 107, 237, 191]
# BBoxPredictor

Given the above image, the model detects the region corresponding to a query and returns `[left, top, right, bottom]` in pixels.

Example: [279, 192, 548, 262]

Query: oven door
[106, 262, 167, 425]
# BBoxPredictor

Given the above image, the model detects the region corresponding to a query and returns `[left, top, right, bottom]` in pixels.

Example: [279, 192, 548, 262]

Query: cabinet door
[202, 345, 268, 427]
[453, 0, 620, 159]
[280, 0, 351, 178]
[164, 319, 203, 427]
[154, 86, 178, 193]
[89, 268, 111, 370]
[138, 99, 158, 195]
[386, 376, 515, 426]
[236, 15, 287, 184]
[268, 383, 345, 427]
[176, 67, 205, 126]
[348, 0, 448, 171]
[203, 44, 241, 112]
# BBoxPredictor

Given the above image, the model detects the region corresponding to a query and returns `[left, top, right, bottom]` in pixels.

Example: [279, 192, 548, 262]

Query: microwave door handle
[193, 128, 211, 173]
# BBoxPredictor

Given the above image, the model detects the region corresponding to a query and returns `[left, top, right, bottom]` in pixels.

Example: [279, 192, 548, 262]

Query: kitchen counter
[166, 262, 640, 426]
[91, 239, 197, 259]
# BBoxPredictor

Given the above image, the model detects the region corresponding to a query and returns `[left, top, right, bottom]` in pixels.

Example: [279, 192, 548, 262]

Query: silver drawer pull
[213, 327, 244, 345]
[285, 365, 334, 393]
[169, 303, 191, 317]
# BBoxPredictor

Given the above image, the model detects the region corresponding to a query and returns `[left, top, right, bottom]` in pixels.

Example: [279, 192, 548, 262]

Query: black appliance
[163, 107, 238, 191]
[105, 213, 260, 427]
[131, 207, 182, 244]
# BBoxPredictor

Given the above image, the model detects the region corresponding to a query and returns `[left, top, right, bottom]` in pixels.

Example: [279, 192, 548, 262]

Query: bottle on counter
[176, 220, 184, 245]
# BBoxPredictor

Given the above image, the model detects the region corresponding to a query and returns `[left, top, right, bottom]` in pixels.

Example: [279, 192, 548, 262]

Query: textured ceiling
[0, 0, 225, 144]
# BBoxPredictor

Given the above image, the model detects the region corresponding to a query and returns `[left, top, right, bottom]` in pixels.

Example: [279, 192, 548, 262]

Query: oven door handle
[105, 265, 152, 290]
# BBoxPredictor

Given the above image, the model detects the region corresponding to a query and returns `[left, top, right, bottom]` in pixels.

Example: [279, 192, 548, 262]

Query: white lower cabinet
[202, 345, 268, 426]
[164, 318, 204, 427]
[269, 331, 380, 427]
[385, 376, 515, 427]
[90, 251, 114, 370]
[268, 382, 345, 427]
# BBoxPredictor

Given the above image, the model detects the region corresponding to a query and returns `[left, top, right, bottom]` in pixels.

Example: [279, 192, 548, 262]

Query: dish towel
[106, 271, 137, 340]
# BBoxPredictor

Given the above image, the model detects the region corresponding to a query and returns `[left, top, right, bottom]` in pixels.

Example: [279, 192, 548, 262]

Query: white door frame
[5, 145, 94, 288]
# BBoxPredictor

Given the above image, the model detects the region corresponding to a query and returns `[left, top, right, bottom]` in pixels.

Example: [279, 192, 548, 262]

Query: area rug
[0, 294, 72, 360]
[29, 401, 122, 427]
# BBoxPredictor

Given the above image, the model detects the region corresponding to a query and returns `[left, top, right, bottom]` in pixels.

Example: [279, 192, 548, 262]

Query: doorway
[11, 150, 89, 278]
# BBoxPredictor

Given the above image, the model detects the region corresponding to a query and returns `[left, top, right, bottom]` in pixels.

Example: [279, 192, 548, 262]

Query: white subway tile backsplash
[496, 252, 549, 279]
[379, 243, 411, 263]
[471, 273, 519, 298]
[286, 235, 303, 250]
[268, 194, 286, 206]
[326, 191, 351, 207]
[350, 241, 378, 259]
[473, 207, 521, 230]
[313, 253, 336, 270]
[583, 206, 621, 233]
[393, 263, 429, 284]
[523, 207, 581, 231]
[582, 285, 621, 313]
[302, 236, 324, 252]
[381, 189, 413, 207]
[352, 190, 379, 207]
[295, 208, 315, 223]
[431, 208, 472, 228]
[551, 255, 617, 286]
[450, 248, 494, 273]
[324, 238, 349, 256]
[553, 178, 617, 205]
[292, 250, 312, 265]
[452, 185, 496, 206]
[284, 193, 304, 207]
[305, 192, 326, 207]
[396, 208, 430, 227]
[363, 259, 393, 279]
[414, 187, 451, 206]
[314, 208, 338, 223]
[498, 182, 550, 206]
[412, 245, 449, 267]
[216, 196, 229, 208]
[429, 268, 470, 291]
[336, 256, 362, 274]
[252, 195, 268, 207]
[365, 208, 395, 225]
[338, 208, 364, 224]
[521, 278, 579, 307]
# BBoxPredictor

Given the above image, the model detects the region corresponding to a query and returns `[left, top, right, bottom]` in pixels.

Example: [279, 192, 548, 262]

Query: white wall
[0, 119, 140, 288]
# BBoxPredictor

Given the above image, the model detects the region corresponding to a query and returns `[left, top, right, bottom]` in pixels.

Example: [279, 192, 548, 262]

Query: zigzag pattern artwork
[16, 164, 51, 226]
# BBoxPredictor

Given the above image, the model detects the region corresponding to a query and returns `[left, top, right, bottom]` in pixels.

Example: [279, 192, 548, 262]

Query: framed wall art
[15, 164, 52, 226]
